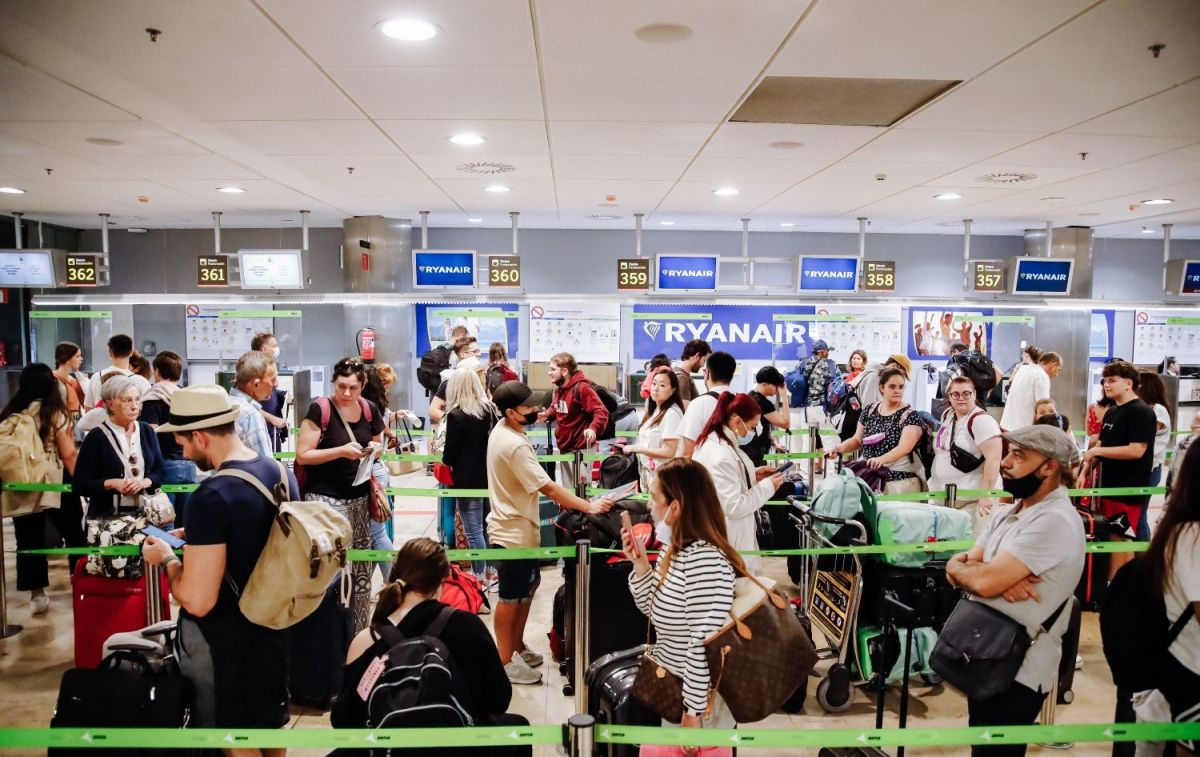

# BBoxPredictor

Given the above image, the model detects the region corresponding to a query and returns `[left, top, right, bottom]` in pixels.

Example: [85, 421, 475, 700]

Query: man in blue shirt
[228, 350, 277, 462]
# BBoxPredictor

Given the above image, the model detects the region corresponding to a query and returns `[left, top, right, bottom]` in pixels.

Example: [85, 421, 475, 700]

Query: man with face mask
[945, 425, 1085, 756]
[252, 332, 288, 452]
[143, 384, 295, 738]
[487, 381, 613, 685]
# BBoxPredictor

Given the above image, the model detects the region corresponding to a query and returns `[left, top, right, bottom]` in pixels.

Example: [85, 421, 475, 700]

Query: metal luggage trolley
[788, 495, 867, 713]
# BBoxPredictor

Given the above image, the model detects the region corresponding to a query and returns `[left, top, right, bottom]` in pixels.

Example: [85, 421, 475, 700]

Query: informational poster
[185, 306, 273, 361]
[414, 303, 519, 358]
[529, 302, 620, 362]
[1133, 309, 1200, 365]
[808, 305, 903, 365]
[906, 309, 994, 358]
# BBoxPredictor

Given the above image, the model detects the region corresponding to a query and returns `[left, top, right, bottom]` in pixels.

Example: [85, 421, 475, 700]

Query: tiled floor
[1, 471, 1127, 755]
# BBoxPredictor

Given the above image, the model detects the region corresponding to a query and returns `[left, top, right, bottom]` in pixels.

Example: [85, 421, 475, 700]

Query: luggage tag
[357, 655, 387, 700]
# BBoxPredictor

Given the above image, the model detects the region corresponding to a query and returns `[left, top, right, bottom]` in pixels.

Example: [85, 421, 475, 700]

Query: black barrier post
[573, 540, 591, 716]
[145, 565, 162, 625]
[807, 424, 819, 483]
[568, 713, 595, 757]
[575, 450, 588, 500]
[0, 519, 22, 638]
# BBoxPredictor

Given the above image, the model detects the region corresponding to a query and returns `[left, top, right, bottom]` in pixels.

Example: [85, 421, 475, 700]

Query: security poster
[632, 304, 817, 361]
[906, 309, 994, 358]
[414, 303, 519, 358]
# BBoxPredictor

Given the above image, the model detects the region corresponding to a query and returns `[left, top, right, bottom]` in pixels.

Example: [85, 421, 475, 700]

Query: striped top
[628, 540, 735, 716]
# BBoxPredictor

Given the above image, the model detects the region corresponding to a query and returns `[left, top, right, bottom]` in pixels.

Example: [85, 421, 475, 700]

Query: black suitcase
[585, 646, 659, 757]
[859, 562, 961, 630]
[561, 556, 650, 694]
[1076, 508, 1111, 611]
[1057, 596, 1083, 705]
[51, 651, 194, 757]
[287, 576, 353, 710]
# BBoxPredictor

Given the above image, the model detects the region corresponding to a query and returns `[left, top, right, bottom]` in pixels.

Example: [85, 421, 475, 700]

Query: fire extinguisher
[356, 326, 376, 363]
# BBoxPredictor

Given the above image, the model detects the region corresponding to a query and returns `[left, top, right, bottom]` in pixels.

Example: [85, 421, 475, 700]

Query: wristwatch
[163, 555, 182, 570]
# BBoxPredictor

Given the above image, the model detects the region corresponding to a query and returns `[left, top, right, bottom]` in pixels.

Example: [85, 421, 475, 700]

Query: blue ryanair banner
[413, 250, 476, 288]
[798, 256, 858, 292]
[632, 304, 817, 360]
[656, 254, 719, 291]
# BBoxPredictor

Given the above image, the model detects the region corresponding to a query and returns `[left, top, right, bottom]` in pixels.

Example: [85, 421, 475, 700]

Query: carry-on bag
[286, 576, 353, 710]
[72, 560, 171, 669]
[855, 625, 939, 685]
[859, 562, 961, 630]
[386, 414, 423, 477]
[1075, 507, 1112, 611]
[585, 646, 660, 757]
[562, 555, 651, 692]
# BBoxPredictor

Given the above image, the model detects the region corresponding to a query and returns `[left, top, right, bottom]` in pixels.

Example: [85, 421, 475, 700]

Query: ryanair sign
[655, 254, 719, 291]
[1010, 257, 1073, 296]
[413, 251, 476, 288]
[798, 256, 859, 292]
[633, 304, 818, 360]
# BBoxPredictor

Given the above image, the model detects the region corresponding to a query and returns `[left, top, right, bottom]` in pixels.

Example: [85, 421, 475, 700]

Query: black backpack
[365, 606, 475, 729]
[944, 350, 997, 402]
[599, 453, 639, 489]
[572, 381, 625, 440]
[1100, 558, 1195, 692]
[417, 345, 451, 395]
[485, 364, 507, 395]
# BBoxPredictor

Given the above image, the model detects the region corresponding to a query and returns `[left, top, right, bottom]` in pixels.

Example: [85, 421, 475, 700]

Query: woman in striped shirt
[621, 458, 744, 736]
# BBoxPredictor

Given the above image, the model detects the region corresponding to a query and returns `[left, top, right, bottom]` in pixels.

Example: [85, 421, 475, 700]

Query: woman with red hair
[692, 392, 785, 572]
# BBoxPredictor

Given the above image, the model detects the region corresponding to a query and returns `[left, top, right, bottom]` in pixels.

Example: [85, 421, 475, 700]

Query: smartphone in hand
[620, 511, 643, 559]
[141, 525, 185, 549]
[775, 461, 795, 475]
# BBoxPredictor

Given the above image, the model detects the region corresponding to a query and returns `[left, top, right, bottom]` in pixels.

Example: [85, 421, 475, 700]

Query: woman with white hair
[73, 375, 166, 519]
[441, 362, 499, 579]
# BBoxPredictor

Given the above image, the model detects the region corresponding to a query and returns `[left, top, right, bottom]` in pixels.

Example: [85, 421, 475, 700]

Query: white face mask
[271, 347, 280, 360]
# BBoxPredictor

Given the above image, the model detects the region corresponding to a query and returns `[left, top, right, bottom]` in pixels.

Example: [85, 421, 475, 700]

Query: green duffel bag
[874, 501, 972, 567]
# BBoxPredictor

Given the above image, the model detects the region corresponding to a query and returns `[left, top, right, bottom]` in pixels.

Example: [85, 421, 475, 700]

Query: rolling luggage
[859, 562, 961, 630]
[286, 576, 353, 710]
[71, 561, 171, 669]
[561, 555, 651, 694]
[585, 646, 659, 757]
[855, 625, 938, 685]
[1076, 508, 1111, 611]
[1056, 596, 1083, 705]
[874, 501, 972, 568]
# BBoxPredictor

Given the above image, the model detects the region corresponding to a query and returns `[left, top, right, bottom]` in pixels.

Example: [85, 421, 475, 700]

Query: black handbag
[930, 597, 1068, 700]
[947, 412, 985, 475]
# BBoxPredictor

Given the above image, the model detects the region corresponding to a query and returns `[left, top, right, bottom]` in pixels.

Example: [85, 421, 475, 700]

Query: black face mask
[1002, 469, 1044, 500]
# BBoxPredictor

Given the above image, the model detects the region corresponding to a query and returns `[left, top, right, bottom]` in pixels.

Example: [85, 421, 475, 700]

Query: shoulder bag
[100, 424, 174, 527]
[930, 596, 1068, 700]
[632, 567, 687, 723]
[948, 410, 986, 474]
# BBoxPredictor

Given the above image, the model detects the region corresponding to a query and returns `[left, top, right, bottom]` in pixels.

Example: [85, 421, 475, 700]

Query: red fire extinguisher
[356, 327, 376, 363]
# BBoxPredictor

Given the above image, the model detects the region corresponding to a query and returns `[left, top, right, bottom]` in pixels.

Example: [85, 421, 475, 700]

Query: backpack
[485, 363, 514, 395]
[365, 606, 475, 728]
[0, 405, 63, 517]
[439, 564, 487, 615]
[212, 460, 352, 630]
[824, 373, 853, 416]
[417, 345, 452, 395]
[296, 396, 373, 495]
[1100, 558, 1196, 692]
[945, 350, 997, 401]
[784, 362, 815, 407]
[571, 380, 623, 440]
[599, 452, 640, 489]
[810, 468, 877, 542]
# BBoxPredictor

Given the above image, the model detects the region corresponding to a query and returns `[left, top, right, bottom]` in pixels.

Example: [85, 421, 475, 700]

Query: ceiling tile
[377, 120, 548, 155]
[552, 154, 690, 181]
[271, 154, 425, 180]
[330, 67, 543, 120]
[211, 120, 397, 155]
[543, 68, 752, 122]
[991, 134, 1196, 170]
[317, 177, 444, 197]
[0, 154, 130, 181]
[930, 163, 1095, 189]
[681, 157, 828, 185]
[0, 121, 211, 156]
[435, 177, 557, 211]
[554, 179, 674, 210]
[0, 55, 135, 121]
[549, 122, 712, 157]
[656, 181, 796, 215]
[852, 129, 1042, 164]
[88, 155, 263, 181]
[1068, 80, 1200, 139]
[702, 123, 883, 161]
[409, 153, 553, 180]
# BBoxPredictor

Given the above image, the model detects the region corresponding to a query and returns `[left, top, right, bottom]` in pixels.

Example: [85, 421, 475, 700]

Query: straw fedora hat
[156, 384, 243, 433]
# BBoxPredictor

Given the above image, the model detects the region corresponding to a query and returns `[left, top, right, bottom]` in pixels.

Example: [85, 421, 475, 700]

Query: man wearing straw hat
[143, 384, 295, 748]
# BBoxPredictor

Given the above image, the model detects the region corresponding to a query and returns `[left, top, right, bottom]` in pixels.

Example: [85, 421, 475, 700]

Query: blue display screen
[1182, 261, 1200, 295]
[798, 257, 858, 292]
[656, 255, 718, 291]
[413, 251, 475, 288]
[1013, 258, 1073, 295]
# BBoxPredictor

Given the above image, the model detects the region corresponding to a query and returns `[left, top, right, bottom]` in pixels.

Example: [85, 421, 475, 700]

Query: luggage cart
[789, 496, 867, 713]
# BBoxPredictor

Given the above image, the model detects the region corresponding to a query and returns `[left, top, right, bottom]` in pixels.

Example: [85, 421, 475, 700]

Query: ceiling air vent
[977, 172, 1038, 184]
[457, 162, 516, 175]
[588, 214, 623, 221]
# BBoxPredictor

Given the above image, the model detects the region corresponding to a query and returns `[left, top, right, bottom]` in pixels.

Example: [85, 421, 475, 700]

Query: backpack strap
[424, 604, 456, 639]
[964, 408, 986, 439]
[317, 396, 332, 435]
[373, 604, 456, 648]
[210, 460, 288, 508]
[1167, 606, 1196, 647]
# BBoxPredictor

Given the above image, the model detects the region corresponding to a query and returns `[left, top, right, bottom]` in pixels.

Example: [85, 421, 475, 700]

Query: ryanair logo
[418, 265, 472, 274]
[804, 270, 854, 279]
[1020, 272, 1068, 281]
[662, 269, 715, 278]
[642, 321, 662, 340]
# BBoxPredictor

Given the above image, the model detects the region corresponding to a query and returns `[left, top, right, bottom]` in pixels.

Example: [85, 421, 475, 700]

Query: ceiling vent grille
[977, 172, 1038, 184]
[457, 162, 516, 175]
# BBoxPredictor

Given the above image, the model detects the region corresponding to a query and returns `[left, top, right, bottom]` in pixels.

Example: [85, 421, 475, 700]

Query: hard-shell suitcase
[286, 576, 353, 710]
[71, 561, 171, 669]
[1057, 596, 1083, 705]
[1076, 508, 1111, 611]
[859, 562, 961, 630]
[562, 556, 650, 694]
[585, 646, 659, 757]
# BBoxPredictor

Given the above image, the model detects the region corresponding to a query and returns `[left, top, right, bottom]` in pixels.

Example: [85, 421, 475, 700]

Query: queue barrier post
[573, 539, 592, 717]
[144, 565, 162, 625]
[946, 482, 958, 510]
[0, 516, 22, 638]
[807, 424, 820, 484]
[567, 713, 595, 757]
[574, 450, 587, 500]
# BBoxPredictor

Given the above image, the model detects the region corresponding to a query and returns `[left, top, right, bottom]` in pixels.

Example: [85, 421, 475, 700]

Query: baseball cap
[886, 353, 913, 378]
[812, 339, 831, 352]
[1001, 425, 1080, 472]
[755, 366, 785, 386]
[491, 381, 549, 412]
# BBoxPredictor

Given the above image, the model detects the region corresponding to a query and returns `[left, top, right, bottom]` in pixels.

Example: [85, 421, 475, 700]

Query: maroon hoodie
[546, 370, 609, 453]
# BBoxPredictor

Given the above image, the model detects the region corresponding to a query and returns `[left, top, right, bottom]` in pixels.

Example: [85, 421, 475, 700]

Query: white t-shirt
[636, 405, 683, 476]
[678, 387, 729, 443]
[1166, 523, 1200, 674]
[1152, 403, 1171, 468]
[1000, 363, 1050, 430]
[930, 409, 1002, 493]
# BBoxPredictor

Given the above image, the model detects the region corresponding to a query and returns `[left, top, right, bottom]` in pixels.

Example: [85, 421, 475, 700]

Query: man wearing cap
[742, 366, 790, 467]
[487, 381, 613, 685]
[788, 339, 841, 456]
[142, 385, 296, 743]
[944, 425, 1085, 755]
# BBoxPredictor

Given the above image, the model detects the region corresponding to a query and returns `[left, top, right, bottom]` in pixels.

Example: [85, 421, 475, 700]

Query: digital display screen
[1011, 257, 1073, 295]
[1180, 261, 1200, 295]
[656, 254, 718, 291]
[238, 250, 304, 289]
[0, 250, 57, 287]
[798, 256, 858, 292]
[413, 251, 476, 288]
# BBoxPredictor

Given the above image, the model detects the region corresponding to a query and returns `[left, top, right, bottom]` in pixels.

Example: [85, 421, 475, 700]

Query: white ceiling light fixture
[127, 227, 148, 234]
[713, 187, 739, 197]
[449, 133, 486, 146]
[1141, 227, 1155, 234]
[659, 220, 675, 226]
[485, 184, 510, 193]
[780, 222, 795, 227]
[0, 186, 27, 194]
[934, 192, 962, 200]
[1141, 198, 1174, 205]
[467, 217, 483, 223]
[378, 18, 439, 42]
[217, 186, 245, 194]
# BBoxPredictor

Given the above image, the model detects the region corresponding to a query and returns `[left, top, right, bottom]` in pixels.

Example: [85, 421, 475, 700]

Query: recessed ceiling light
[217, 186, 245, 194]
[85, 137, 123, 146]
[768, 141, 805, 150]
[1142, 227, 1155, 234]
[449, 133, 486, 146]
[467, 217, 483, 223]
[485, 184, 510, 193]
[0, 186, 26, 194]
[659, 220, 675, 226]
[127, 227, 148, 234]
[780, 222, 795, 227]
[1142, 198, 1174, 205]
[378, 18, 439, 41]
[713, 187, 739, 197]
[633, 23, 693, 43]
[934, 192, 962, 200]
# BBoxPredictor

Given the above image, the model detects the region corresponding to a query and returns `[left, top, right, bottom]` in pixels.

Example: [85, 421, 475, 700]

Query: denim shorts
[494, 546, 540, 603]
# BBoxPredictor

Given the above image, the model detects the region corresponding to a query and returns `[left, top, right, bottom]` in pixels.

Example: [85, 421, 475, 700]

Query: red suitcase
[71, 561, 171, 669]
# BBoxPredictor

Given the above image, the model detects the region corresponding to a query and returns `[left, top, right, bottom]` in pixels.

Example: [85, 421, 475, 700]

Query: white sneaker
[477, 602, 491, 616]
[505, 655, 543, 685]
[1075, 654, 1084, 670]
[31, 594, 49, 615]
[519, 648, 544, 668]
